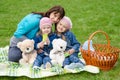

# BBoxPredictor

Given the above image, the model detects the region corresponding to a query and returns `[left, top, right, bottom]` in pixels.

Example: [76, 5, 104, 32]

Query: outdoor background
[0, 0, 120, 80]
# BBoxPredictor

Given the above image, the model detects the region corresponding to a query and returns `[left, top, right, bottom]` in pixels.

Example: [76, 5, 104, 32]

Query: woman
[8, 5, 65, 62]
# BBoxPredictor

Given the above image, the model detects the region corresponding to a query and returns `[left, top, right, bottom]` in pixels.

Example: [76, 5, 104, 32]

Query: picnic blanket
[0, 46, 99, 78]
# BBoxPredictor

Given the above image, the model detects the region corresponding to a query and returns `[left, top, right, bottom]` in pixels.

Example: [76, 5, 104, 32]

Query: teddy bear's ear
[31, 39, 34, 44]
[52, 39, 57, 44]
[17, 42, 22, 48]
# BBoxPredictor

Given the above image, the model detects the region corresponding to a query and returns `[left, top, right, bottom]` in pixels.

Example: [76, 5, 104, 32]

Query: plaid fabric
[0, 46, 85, 78]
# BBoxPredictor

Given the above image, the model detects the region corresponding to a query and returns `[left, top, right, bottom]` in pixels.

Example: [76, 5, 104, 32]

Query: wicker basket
[80, 30, 120, 70]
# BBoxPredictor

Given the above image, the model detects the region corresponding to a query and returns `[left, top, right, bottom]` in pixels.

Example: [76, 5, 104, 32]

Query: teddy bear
[17, 39, 37, 65]
[49, 38, 67, 66]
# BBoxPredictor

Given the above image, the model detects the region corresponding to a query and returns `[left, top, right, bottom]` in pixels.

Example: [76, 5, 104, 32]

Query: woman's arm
[14, 14, 42, 38]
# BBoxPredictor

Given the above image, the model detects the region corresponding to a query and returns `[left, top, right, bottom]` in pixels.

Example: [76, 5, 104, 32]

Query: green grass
[0, 0, 120, 80]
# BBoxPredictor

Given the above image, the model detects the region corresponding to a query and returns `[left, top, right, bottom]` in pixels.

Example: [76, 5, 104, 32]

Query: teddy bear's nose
[60, 46, 63, 49]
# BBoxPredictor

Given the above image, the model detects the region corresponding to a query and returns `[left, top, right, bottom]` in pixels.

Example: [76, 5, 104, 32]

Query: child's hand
[37, 49, 43, 54]
[67, 49, 75, 55]
[45, 38, 50, 45]
[37, 41, 44, 48]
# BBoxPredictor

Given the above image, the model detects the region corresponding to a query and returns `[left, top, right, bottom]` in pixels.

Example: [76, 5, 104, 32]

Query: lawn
[0, 0, 120, 80]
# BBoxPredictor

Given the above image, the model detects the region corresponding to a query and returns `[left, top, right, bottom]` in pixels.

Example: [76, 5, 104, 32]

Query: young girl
[8, 5, 65, 62]
[54, 16, 85, 68]
[33, 17, 55, 69]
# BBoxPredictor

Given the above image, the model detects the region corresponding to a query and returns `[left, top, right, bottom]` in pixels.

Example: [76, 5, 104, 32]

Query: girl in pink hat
[54, 16, 85, 69]
[33, 17, 55, 69]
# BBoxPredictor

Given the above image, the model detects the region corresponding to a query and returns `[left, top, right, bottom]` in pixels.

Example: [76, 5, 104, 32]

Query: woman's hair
[32, 5, 65, 19]
[34, 5, 65, 38]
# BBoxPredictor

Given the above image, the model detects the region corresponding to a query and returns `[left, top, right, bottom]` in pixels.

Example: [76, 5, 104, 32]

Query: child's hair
[32, 5, 65, 20]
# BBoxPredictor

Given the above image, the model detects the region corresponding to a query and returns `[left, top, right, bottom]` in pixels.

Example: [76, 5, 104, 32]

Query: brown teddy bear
[17, 39, 37, 65]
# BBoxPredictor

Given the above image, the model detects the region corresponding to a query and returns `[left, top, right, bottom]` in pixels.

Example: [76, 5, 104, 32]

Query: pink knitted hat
[60, 16, 72, 30]
[40, 17, 52, 29]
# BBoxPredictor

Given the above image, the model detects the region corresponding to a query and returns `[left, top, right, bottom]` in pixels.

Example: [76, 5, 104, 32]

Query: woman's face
[41, 25, 51, 34]
[49, 12, 60, 23]
[56, 20, 67, 33]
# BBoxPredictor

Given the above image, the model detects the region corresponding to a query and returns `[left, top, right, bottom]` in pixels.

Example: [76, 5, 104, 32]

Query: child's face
[49, 12, 60, 23]
[41, 25, 51, 34]
[57, 20, 67, 33]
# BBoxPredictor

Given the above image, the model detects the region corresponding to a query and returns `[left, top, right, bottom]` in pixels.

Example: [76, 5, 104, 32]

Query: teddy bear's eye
[26, 48, 29, 50]
[60, 46, 63, 49]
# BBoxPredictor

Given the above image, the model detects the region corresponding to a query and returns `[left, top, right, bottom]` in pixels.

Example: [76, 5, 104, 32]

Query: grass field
[0, 0, 120, 80]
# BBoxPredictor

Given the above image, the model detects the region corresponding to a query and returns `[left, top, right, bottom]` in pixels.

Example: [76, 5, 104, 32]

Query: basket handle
[88, 30, 110, 52]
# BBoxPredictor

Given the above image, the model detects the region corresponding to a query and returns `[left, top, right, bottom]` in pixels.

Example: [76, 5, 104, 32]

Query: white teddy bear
[50, 38, 67, 66]
[17, 39, 37, 65]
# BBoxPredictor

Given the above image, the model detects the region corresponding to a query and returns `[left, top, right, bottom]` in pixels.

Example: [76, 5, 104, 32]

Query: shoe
[64, 63, 84, 70]
[32, 66, 40, 70]
[45, 62, 52, 69]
